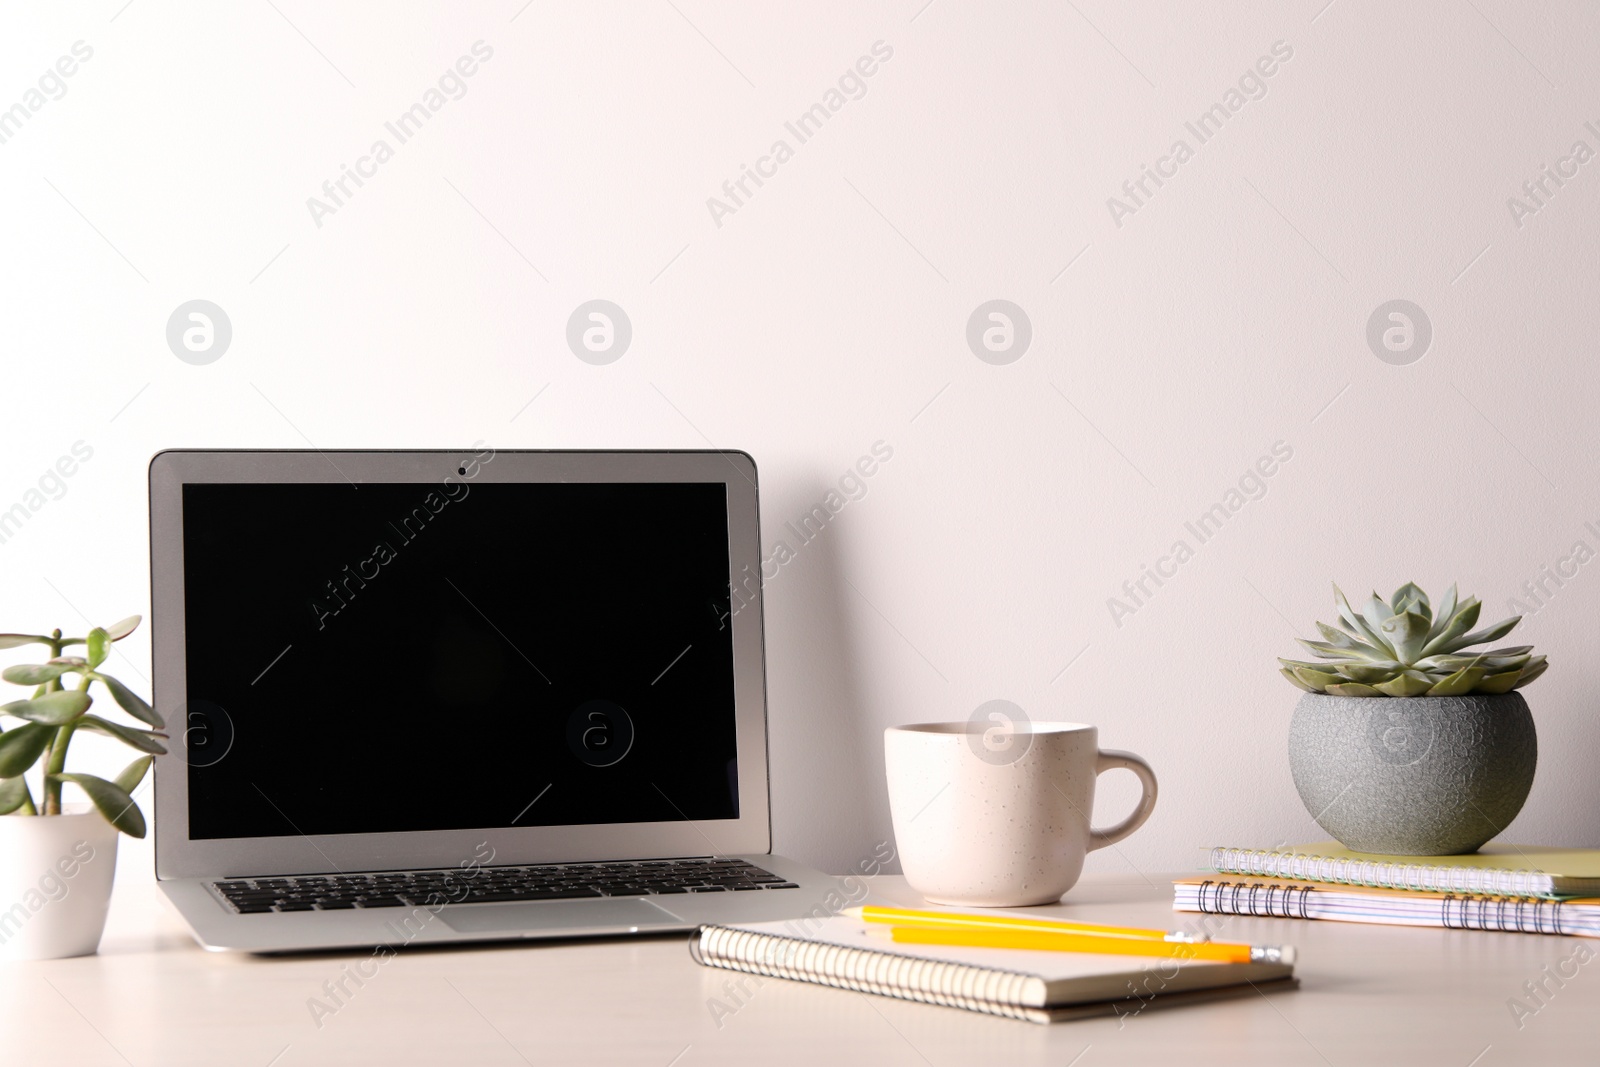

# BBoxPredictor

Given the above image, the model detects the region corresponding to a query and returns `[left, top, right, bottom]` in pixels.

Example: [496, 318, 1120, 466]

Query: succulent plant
[1279, 582, 1547, 697]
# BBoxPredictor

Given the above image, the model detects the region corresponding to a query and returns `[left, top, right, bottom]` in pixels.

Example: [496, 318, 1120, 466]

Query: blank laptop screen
[179, 480, 739, 839]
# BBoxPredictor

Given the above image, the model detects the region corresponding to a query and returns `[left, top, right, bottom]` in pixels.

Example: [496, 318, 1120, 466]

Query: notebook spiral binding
[1194, 880, 1316, 920]
[1193, 879, 1569, 935]
[692, 924, 1041, 1022]
[1208, 846, 1549, 897]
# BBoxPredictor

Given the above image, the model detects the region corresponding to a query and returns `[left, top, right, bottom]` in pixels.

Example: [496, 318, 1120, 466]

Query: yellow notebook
[1208, 843, 1600, 899]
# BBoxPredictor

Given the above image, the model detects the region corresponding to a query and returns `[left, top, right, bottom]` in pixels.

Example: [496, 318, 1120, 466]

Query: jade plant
[1279, 582, 1548, 697]
[0, 616, 167, 835]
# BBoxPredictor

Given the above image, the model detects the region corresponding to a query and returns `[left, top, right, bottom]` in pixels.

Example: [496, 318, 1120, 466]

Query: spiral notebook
[690, 915, 1296, 1024]
[1175, 876, 1600, 937]
[1207, 843, 1600, 899]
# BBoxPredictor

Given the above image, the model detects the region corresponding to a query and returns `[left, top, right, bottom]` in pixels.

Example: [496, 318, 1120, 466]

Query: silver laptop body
[149, 448, 837, 952]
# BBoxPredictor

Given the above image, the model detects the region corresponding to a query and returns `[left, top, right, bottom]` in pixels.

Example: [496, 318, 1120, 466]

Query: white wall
[3, 1, 1598, 880]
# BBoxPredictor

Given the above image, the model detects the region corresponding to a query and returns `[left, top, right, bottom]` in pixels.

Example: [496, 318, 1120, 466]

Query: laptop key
[275, 902, 316, 912]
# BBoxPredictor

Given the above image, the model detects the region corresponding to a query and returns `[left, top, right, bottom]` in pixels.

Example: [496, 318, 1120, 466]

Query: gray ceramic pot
[1288, 692, 1536, 855]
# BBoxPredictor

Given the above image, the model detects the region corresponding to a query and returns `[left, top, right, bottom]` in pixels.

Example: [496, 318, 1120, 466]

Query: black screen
[181, 478, 738, 839]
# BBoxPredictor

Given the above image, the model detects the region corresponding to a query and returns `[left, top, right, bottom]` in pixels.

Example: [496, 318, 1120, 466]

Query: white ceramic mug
[884, 721, 1158, 907]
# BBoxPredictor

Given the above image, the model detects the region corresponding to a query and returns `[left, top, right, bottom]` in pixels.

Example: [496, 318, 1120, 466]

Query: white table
[3, 866, 1594, 1065]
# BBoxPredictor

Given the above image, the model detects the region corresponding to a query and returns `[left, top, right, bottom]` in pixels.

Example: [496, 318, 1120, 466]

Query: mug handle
[1088, 749, 1158, 851]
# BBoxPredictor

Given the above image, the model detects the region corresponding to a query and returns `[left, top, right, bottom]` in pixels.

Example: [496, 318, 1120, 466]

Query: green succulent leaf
[1326, 682, 1386, 697]
[1380, 611, 1432, 663]
[0, 634, 52, 649]
[1426, 659, 1489, 696]
[49, 772, 146, 837]
[1441, 616, 1523, 654]
[1474, 670, 1525, 695]
[1420, 646, 1516, 662]
[1390, 582, 1431, 622]
[104, 616, 141, 642]
[1292, 666, 1345, 690]
[1, 662, 75, 686]
[1313, 622, 1392, 660]
[1337, 663, 1404, 684]
[1297, 638, 1394, 663]
[90, 673, 163, 729]
[1314, 621, 1355, 647]
[76, 715, 168, 755]
[114, 755, 153, 793]
[86, 627, 111, 670]
[0, 774, 29, 815]
[1280, 667, 1322, 693]
[1333, 584, 1394, 654]
[1394, 594, 1426, 620]
[0, 721, 54, 777]
[2, 690, 91, 726]
[1415, 652, 1529, 672]
[1426, 584, 1459, 642]
[1373, 671, 1435, 697]
[1360, 593, 1395, 633]
[1512, 659, 1549, 689]
[1280, 657, 1363, 673]
[1418, 598, 1482, 657]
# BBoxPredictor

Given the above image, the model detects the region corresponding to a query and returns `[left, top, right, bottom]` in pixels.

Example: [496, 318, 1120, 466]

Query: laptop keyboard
[214, 858, 799, 914]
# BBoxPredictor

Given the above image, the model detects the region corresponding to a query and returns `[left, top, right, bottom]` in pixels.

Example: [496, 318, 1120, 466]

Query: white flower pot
[0, 808, 119, 961]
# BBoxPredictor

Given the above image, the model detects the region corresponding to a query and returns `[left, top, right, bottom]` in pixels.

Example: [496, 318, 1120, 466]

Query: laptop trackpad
[438, 897, 683, 935]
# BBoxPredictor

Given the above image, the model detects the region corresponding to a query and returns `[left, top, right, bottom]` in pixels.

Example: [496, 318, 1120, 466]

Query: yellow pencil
[883, 924, 1294, 964]
[844, 904, 1195, 942]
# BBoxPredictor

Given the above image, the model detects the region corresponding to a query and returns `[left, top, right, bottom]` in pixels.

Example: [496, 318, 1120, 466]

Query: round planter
[0, 808, 119, 961]
[1288, 692, 1536, 855]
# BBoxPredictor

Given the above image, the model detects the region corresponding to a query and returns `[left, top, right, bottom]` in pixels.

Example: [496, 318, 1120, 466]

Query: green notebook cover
[1208, 842, 1600, 898]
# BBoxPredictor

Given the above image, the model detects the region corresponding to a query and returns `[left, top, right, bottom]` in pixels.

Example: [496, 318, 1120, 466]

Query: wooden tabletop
[3, 863, 1594, 1065]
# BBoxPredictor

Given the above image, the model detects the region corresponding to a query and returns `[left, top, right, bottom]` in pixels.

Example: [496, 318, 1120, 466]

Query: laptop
[148, 447, 838, 952]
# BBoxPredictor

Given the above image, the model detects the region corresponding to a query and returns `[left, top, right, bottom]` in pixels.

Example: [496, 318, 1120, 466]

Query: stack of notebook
[1176, 842, 1600, 937]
